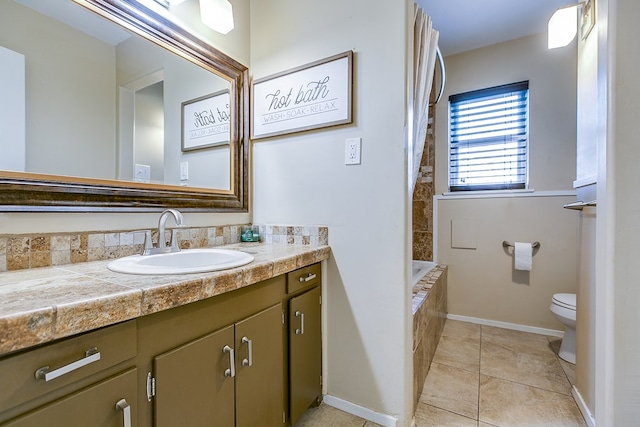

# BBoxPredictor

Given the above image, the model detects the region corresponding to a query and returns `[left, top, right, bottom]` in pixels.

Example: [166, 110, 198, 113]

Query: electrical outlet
[134, 164, 151, 183]
[345, 138, 361, 165]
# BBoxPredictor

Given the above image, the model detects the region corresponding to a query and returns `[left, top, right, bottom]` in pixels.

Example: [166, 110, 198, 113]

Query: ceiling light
[199, 0, 234, 34]
[548, 0, 595, 49]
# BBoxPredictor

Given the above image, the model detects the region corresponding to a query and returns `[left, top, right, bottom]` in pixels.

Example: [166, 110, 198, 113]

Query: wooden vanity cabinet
[0, 262, 324, 427]
[137, 274, 288, 427]
[286, 264, 322, 426]
[153, 304, 284, 427]
[3, 368, 137, 427]
[0, 321, 138, 426]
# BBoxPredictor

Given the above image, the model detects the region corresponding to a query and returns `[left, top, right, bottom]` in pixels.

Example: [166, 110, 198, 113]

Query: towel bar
[502, 241, 540, 249]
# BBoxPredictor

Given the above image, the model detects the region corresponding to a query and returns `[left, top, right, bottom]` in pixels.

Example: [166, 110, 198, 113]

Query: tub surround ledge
[0, 242, 330, 356]
[412, 264, 448, 407]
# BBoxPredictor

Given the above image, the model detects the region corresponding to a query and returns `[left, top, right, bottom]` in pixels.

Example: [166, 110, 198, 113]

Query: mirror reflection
[0, 0, 232, 191]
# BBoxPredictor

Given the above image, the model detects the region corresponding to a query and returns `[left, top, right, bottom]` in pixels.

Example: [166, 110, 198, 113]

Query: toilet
[549, 293, 576, 364]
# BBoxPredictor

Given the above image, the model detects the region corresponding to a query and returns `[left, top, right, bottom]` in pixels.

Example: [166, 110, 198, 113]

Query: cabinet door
[154, 325, 235, 427]
[235, 304, 284, 427]
[4, 368, 137, 427]
[289, 286, 322, 425]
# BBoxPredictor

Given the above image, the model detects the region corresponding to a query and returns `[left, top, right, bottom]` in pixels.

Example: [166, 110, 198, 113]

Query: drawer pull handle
[295, 311, 305, 335]
[241, 336, 253, 367]
[34, 347, 101, 382]
[116, 399, 131, 427]
[299, 273, 317, 283]
[223, 345, 235, 377]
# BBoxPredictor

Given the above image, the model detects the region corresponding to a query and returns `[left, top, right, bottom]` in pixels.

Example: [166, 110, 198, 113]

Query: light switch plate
[180, 161, 189, 180]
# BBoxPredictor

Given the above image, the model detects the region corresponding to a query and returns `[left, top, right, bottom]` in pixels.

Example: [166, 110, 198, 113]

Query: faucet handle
[169, 229, 181, 252]
[142, 230, 154, 256]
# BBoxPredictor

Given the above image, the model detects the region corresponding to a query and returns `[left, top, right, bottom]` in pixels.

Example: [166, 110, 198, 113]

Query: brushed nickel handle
[295, 311, 305, 335]
[116, 399, 131, 427]
[223, 345, 235, 377]
[299, 273, 317, 283]
[35, 347, 101, 382]
[241, 336, 253, 367]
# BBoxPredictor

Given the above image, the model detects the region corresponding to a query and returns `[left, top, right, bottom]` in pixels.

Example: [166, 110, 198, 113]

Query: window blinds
[449, 81, 529, 192]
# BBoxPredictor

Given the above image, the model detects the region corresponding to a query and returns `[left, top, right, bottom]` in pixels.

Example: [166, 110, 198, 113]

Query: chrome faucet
[142, 209, 185, 255]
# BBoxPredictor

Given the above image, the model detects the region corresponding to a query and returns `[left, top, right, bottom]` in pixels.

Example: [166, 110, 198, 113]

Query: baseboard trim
[572, 386, 595, 427]
[446, 313, 564, 337]
[322, 395, 397, 427]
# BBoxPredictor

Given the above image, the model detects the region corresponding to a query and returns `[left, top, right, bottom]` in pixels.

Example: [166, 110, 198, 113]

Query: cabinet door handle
[223, 345, 235, 377]
[241, 336, 253, 367]
[299, 273, 317, 283]
[34, 347, 101, 382]
[116, 399, 131, 427]
[295, 311, 305, 335]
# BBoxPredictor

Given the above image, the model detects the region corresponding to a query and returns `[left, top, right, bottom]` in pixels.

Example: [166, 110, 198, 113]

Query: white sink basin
[107, 248, 254, 275]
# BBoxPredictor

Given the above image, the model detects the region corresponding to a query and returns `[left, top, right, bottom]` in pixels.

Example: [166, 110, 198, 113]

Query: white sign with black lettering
[251, 51, 353, 139]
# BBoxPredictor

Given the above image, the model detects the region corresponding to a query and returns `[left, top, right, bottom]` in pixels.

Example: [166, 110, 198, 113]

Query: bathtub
[412, 260, 438, 287]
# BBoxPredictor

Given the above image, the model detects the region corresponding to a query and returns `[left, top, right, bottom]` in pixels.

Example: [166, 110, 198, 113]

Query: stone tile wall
[0, 224, 328, 272]
[413, 104, 436, 261]
[412, 265, 448, 408]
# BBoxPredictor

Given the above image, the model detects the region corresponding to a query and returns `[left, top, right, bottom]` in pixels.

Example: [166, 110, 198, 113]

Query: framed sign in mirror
[182, 90, 231, 152]
[251, 51, 353, 140]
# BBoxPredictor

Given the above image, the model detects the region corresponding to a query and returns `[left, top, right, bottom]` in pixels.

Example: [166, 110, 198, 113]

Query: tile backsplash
[0, 224, 328, 272]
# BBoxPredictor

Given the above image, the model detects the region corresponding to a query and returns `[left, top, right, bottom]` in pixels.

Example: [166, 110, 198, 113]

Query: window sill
[436, 189, 576, 200]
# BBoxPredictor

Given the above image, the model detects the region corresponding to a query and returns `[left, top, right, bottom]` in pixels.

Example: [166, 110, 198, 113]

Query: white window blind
[449, 81, 529, 192]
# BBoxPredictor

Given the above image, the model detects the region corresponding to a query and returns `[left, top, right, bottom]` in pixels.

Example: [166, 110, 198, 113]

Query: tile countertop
[0, 243, 330, 357]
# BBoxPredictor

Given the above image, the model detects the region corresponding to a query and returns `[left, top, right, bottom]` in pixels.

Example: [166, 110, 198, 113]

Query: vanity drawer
[287, 263, 321, 294]
[0, 320, 136, 412]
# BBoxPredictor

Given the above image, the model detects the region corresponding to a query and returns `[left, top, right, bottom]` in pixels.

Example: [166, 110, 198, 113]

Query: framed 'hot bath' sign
[251, 51, 353, 139]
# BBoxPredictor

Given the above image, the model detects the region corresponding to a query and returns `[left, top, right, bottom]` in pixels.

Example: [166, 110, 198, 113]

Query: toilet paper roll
[514, 242, 533, 271]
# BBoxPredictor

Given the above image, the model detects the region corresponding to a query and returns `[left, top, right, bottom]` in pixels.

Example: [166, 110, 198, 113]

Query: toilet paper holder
[502, 240, 540, 249]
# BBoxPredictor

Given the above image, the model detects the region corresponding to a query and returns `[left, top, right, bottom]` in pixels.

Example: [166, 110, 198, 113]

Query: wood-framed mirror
[0, 0, 249, 212]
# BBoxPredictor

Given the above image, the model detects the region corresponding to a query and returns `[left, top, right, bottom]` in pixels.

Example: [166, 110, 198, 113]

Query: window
[449, 81, 529, 192]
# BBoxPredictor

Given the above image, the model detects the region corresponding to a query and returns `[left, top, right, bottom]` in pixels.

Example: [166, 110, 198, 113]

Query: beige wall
[0, 1, 116, 180]
[250, 0, 414, 424]
[434, 33, 579, 330]
[437, 195, 578, 330]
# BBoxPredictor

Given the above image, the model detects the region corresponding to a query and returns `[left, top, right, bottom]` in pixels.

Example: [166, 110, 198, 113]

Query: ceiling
[416, 0, 572, 56]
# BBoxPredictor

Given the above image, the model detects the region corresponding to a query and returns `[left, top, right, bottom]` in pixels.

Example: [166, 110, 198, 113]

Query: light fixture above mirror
[153, 0, 234, 34]
[200, 0, 234, 34]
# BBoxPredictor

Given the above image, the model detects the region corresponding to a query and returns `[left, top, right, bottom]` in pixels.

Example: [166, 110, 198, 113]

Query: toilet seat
[552, 293, 576, 311]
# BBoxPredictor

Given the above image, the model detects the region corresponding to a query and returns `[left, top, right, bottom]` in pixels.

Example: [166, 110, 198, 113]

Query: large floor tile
[479, 375, 586, 427]
[420, 362, 479, 419]
[294, 403, 366, 427]
[432, 334, 480, 372]
[481, 339, 572, 395]
[442, 319, 481, 340]
[414, 402, 478, 427]
[481, 326, 556, 357]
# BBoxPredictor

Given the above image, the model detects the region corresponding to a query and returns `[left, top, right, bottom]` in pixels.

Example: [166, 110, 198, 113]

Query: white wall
[250, 0, 413, 424]
[609, 0, 640, 423]
[435, 33, 579, 330]
[0, 46, 25, 172]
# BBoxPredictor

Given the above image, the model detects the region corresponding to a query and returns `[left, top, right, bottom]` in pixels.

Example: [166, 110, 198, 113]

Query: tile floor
[296, 319, 587, 427]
